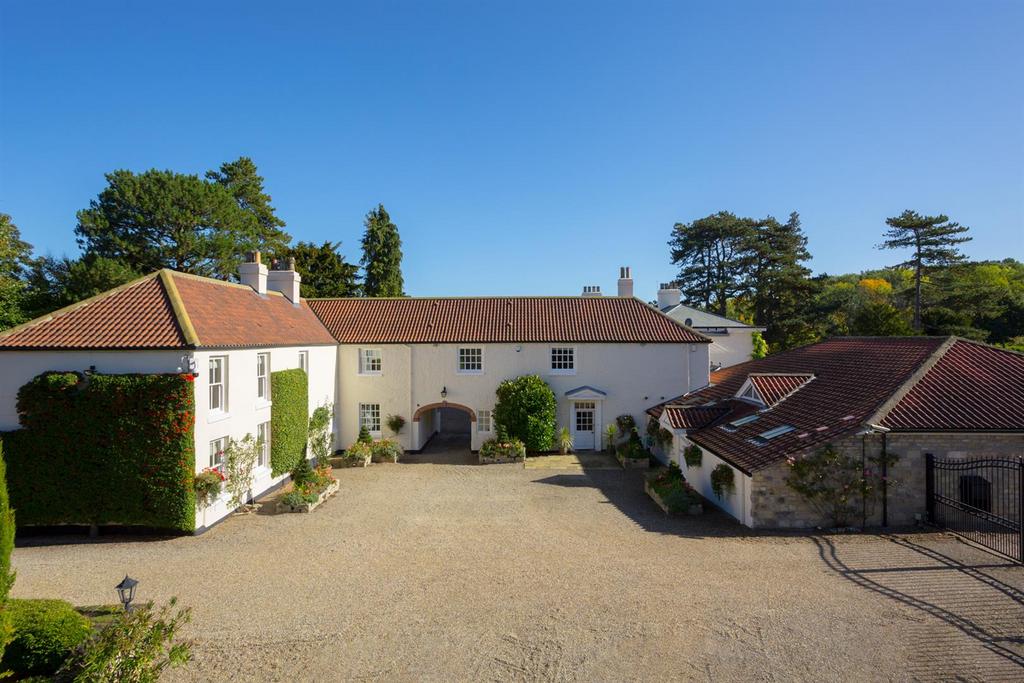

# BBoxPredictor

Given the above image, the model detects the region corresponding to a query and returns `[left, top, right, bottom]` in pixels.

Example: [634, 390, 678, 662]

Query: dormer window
[736, 382, 765, 407]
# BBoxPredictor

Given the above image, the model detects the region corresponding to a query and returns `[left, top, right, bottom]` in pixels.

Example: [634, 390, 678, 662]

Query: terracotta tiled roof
[747, 373, 814, 407]
[649, 337, 947, 474]
[0, 270, 336, 350]
[881, 340, 1024, 431]
[169, 273, 336, 348]
[307, 296, 710, 344]
[663, 404, 731, 430]
[0, 274, 185, 350]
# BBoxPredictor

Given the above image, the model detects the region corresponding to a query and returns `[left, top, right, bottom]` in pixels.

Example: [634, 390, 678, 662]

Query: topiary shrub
[683, 444, 702, 468]
[270, 369, 309, 476]
[0, 441, 15, 663]
[710, 463, 735, 499]
[357, 425, 373, 444]
[1, 599, 92, 677]
[493, 375, 557, 453]
[3, 371, 195, 532]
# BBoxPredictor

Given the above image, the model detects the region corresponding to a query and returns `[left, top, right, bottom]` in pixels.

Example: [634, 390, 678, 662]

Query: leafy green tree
[360, 204, 404, 297]
[879, 210, 971, 330]
[277, 241, 360, 298]
[0, 214, 33, 330]
[493, 375, 557, 453]
[750, 331, 768, 359]
[0, 442, 16, 663]
[22, 254, 139, 319]
[850, 301, 914, 336]
[669, 211, 754, 316]
[75, 167, 280, 279]
[746, 212, 814, 350]
[205, 157, 289, 248]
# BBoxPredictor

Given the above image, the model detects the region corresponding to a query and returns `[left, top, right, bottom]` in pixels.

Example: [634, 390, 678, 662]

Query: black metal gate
[926, 454, 1023, 563]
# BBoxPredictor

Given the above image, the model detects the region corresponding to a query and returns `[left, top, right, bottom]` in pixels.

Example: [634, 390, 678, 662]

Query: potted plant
[478, 437, 527, 464]
[556, 427, 574, 455]
[193, 468, 224, 508]
[370, 438, 403, 463]
[340, 441, 372, 467]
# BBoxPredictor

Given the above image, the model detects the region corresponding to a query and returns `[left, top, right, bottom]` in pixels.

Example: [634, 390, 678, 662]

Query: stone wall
[749, 432, 1023, 529]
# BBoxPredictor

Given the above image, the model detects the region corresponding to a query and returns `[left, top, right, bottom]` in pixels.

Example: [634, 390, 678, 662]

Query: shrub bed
[277, 458, 338, 513]
[493, 375, 557, 452]
[370, 438, 403, 463]
[1, 598, 92, 677]
[2, 371, 195, 532]
[270, 369, 309, 476]
[337, 441, 371, 468]
[479, 437, 526, 464]
[645, 464, 702, 515]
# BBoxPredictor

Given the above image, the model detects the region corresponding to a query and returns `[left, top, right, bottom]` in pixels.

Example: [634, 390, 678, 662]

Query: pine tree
[206, 157, 290, 254]
[879, 210, 971, 331]
[669, 211, 754, 316]
[360, 204, 404, 297]
[745, 212, 814, 349]
[277, 241, 360, 298]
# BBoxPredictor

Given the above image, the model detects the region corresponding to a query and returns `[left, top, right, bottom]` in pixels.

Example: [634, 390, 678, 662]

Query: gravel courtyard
[11, 447, 1024, 682]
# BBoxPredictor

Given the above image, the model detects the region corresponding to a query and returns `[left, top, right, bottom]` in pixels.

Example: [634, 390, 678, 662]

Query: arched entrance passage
[408, 402, 475, 462]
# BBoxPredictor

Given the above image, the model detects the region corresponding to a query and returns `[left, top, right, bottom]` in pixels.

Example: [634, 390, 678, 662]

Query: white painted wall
[662, 420, 753, 526]
[337, 342, 709, 452]
[192, 345, 336, 530]
[0, 350, 189, 431]
[701, 328, 758, 369]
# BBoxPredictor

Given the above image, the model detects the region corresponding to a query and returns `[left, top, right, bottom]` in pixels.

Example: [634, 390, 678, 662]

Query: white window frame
[209, 436, 227, 471]
[477, 409, 493, 432]
[298, 350, 308, 374]
[256, 352, 271, 402]
[256, 421, 270, 468]
[359, 403, 381, 435]
[458, 347, 484, 375]
[209, 356, 228, 415]
[549, 346, 577, 375]
[359, 348, 382, 375]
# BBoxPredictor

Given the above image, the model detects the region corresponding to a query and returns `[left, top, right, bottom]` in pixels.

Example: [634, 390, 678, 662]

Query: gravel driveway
[11, 444, 1024, 682]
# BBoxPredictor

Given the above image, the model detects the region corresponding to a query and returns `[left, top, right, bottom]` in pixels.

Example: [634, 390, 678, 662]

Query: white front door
[572, 401, 596, 450]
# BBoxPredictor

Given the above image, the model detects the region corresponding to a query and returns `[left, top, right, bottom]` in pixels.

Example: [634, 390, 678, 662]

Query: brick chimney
[239, 251, 268, 295]
[616, 266, 634, 298]
[268, 256, 301, 303]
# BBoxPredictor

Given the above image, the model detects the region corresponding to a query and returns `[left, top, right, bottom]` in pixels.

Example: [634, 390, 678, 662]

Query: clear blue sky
[1, 1, 1021, 300]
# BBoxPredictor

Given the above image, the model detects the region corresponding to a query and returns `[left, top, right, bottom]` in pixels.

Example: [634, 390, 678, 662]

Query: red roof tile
[0, 274, 185, 349]
[169, 273, 336, 348]
[748, 373, 814, 406]
[306, 297, 709, 344]
[881, 340, 1024, 431]
[0, 270, 336, 350]
[663, 404, 731, 430]
[649, 337, 947, 473]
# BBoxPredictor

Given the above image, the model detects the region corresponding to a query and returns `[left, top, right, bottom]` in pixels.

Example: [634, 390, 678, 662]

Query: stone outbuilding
[649, 337, 1024, 529]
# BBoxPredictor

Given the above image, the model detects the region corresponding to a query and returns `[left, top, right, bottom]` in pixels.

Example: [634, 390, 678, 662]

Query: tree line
[0, 157, 406, 330]
[669, 210, 1023, 352]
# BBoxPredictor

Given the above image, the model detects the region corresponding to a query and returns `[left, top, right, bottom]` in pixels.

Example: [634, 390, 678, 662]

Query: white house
[655, 283, 764, 369]
[0, 256, 711, 532]
[0, 259, 337, 532]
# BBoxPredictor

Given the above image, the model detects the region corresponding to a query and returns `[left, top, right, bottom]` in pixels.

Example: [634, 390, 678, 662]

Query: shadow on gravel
[533, 470, 753, 538]
[815, 535, 1024, 680]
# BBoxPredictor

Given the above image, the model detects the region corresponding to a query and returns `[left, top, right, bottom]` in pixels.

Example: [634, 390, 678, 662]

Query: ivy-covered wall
[270, 368, 308, 476]
[1, 371, 195, 532]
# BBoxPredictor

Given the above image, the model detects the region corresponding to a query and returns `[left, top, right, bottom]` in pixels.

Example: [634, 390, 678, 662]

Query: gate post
[925, 453, 935, 524]
[1018, 456, 1023, 564]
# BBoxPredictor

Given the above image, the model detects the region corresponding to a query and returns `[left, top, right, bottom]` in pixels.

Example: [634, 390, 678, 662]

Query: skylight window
[749, 425, 796, 445]
[720, 414, 760, 432]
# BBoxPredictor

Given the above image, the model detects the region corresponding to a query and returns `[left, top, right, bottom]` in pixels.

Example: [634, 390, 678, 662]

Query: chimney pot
[239, 253, 268, 295]
[267, 256, 302, 303]
[657, 281, 682, 310]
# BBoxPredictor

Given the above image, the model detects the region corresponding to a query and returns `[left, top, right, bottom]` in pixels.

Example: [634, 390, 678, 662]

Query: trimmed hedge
[0, 442, 15, 664]
[493, 375, 557, 453]
[270, 369, 308, 476]
[1, 598, 92, 677]
[2, 371, 196, 532]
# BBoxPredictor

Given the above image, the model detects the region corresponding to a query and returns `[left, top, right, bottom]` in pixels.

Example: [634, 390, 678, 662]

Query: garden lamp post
[116, 575, 138, 611]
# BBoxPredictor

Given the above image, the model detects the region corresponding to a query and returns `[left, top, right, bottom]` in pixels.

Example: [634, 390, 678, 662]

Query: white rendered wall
[337, 342, 708, 452]
[662, 422, 753, 527]
[190, 344, 337, 531]
[702, 328, 757, 369]
[0, 350, 189, 431]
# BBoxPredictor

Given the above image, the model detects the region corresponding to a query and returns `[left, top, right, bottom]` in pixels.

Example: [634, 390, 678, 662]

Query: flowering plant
[193, 468, 224, 508]
[479, 437, 526, 460]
